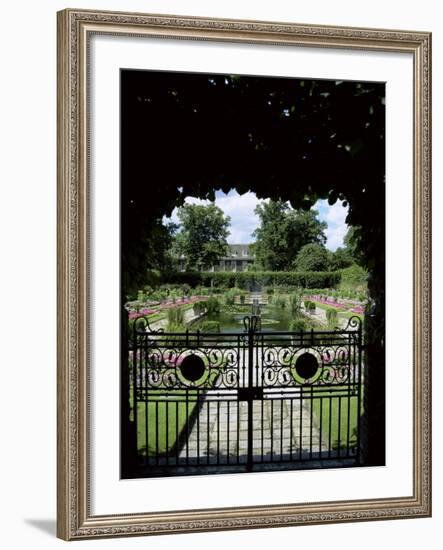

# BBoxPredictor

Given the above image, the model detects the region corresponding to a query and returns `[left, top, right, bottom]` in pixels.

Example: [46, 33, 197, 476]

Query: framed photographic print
[57, 8, 431, 540]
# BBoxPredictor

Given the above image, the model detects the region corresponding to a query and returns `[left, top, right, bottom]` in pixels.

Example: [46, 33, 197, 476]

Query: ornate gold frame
[57, 8, 431, 540]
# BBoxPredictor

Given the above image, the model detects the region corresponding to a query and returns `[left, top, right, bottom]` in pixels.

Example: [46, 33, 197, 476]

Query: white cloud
[326, 223, 348, 251]
[314, 199, 349, 251]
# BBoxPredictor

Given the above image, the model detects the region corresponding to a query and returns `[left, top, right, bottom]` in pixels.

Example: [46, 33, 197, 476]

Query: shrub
[289, 318, 307, 331]
[167, 307, 185, 326]
[239, 294, 246, 304]
[326, 309, 338, 327]
[137, 290, 146, 302]
[205, 297, 220, 315]
[181, 283, 191, 296]
[289, 289, 303, 316]
[224, 288, 237, 306]
[303, 300, 316, 313]
[142, 285, 153, 295]
[274, 294, 287, 308]
[146, 290, 160, 302]
[340, 264, 368, 289]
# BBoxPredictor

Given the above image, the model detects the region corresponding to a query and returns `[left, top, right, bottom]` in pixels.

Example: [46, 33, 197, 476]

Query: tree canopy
[251, 201, 326, 270]
[328, 247, 354, 271]
[343, 226, 364, 265]
[293, 243, 330, 272]
[173, 203, 230, 270]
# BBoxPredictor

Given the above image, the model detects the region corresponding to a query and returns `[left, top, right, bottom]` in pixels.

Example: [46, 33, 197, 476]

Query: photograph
[120, 69, 386, 479]
[55, 7, 431, 539]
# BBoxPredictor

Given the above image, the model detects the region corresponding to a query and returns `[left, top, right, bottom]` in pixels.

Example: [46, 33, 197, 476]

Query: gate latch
[238, 387, 263, 401]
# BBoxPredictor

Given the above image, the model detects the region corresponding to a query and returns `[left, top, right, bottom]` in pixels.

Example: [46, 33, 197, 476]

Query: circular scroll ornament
[290, 348, 322, 383]
[179, 353, 206, 383]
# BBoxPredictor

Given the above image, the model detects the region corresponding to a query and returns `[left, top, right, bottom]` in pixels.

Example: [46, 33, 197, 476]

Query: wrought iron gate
[130, 315, 363, 476]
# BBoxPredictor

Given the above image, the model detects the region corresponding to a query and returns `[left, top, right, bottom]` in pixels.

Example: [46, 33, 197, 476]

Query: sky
[165, 189, 349, 251]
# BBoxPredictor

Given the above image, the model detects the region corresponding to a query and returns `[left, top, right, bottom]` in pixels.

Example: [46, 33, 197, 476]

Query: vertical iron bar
[299, 387, 303, 460]
[347, 335, 353, 457]
[356, 322, 363, 464]
[237, 399, 240, 465]
[289, 397, 294, 460]
[217, 400, 220, 466]
[227, 400, 230, 465]
[270, 399, 274, 460]
[310, 387, 313, 460]
[247, 323, 253, 470]
[328, 396, 332, 458]
[143, 346, 148, 467]
[132, 333, 138, 467]
[155, 401, 159, 466]
[337, 396, 342, 457]
[261, 399, 264, 462]
[197, 390, 200, 465]
[280, 398, 284, 461]
[207, 401, 210, 465]
[319, 397, 323, 456]
[165, 399, 169, 465]
[175, 401, 179, 465]
[185, 388, 189, 465]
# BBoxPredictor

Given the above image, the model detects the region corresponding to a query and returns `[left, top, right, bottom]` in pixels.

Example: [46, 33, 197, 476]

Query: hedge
[162, 270, 342, 289]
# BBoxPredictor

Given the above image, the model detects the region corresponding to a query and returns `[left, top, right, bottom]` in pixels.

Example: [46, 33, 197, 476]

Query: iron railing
[129, 315, 363, 477]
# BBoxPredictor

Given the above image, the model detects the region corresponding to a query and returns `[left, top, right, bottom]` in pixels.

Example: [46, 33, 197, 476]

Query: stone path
[179, 395, 326, 463]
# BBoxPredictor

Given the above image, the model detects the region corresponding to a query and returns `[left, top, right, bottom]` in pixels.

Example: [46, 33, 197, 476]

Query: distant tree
[121, 219, 177, 294]
[340, 263, 368, 289]
[343, 226, 363, 264]
[174, 203, 230, 270]
[251, 200, 326, 270]
[329, 247, 354, 270]
[294, 243, 330, 271]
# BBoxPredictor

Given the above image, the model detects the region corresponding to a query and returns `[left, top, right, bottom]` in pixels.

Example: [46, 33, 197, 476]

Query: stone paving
[179, 394, 326, 463]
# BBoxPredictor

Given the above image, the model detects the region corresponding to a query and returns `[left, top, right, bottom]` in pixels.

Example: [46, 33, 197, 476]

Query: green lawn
[133, 367, 221, 457]
[311, 386, 362, 452]
[137, 391, 199, 456]
[310, 300, 364, 324]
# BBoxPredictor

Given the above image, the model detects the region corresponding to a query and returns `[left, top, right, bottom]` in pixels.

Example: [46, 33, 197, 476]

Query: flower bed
[306, 295, 365, 315]
[128, 296, 207, 320]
